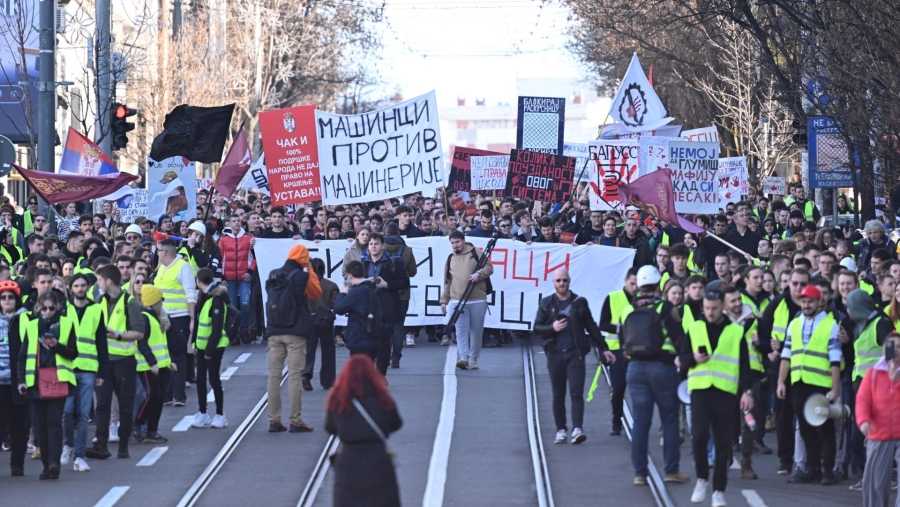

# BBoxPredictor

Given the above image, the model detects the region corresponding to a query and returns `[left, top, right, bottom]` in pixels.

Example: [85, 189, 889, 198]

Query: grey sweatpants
[863, 439, 900, 507]
[447, 299, 487, 360]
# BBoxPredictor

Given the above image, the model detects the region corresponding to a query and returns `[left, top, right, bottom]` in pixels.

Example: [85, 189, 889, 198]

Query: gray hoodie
[847, 289, 878, 339]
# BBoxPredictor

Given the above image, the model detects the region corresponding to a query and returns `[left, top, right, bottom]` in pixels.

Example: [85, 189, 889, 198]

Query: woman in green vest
[0, 280, 28, 475]
[191, 268, 230, 429]
[15, 292, 78, 480]
[133, 284, 173, 444]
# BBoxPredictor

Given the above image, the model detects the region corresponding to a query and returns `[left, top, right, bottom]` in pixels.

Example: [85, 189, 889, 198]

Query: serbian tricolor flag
[58, 127, 119, 177]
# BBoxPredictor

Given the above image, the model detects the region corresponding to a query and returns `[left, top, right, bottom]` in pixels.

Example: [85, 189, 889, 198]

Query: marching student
[597, 267, 638, 435]
[133, 284, 174, 443]
[191, 268, 230, 429]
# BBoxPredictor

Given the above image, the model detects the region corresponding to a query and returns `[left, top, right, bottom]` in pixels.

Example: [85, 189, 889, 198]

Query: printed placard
[718, 156, 748, 199]
[447, 146, 505, 194]
[681, 126, 720, 143]
[316, 91, 444, 204]
[763, 176, 785, 196]
[259, 105, 321, 205]
[669, 141, 719, 214]
[469, 155, 510, 191]
[516, 96, 565, 155]
[505, 149, 576, 202]
[587, 139, 639, 210]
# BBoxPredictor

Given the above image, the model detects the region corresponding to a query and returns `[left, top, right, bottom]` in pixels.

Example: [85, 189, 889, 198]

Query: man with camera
[533, 267, 615, 445]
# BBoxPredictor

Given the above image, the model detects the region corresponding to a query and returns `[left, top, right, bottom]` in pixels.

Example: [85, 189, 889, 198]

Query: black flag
[149, 104, 235, 164]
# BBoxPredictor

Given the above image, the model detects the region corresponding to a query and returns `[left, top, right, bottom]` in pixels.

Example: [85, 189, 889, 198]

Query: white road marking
[234, 352, 251, 363]
[220, 366, 238, 380]
[136, 446, 168, 467]
[172, 415, 194, 432]
[741, 489, 768, 507]
[422, 346, 457, 507]
[93, 486, 130, 507]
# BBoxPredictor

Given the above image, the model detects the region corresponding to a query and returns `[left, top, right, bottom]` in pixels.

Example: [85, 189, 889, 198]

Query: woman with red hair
[326, 355, 402, 506]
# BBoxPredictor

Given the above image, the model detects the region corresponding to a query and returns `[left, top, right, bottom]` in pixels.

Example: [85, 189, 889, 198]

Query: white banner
[718, 156, 748, 200]
[669, 141, 719, 214]
[763, 176, 785, 196]
[588, 139, 639, 211]
[255, 237, 635, 330]
[147, 156, 197, 222]
[240, 154, 271, 195]
[469, 155, 509, 191]
[637, 136, 681, 177]
[315, 91, 445, 205]
[681, 126, 720, 143]
[563, 142, 594, 183]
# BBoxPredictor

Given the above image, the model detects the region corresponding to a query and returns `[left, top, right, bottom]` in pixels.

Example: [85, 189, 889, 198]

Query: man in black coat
[533, 267, 615, 445]
[360, 233, 410, 375]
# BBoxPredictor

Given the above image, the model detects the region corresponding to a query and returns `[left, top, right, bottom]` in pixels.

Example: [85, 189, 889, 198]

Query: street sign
[0, 135, 14, 177]
[808, 117, 852, 189]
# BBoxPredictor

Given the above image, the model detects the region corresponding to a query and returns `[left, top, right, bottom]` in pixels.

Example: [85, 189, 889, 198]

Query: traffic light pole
[95, 0, 112, 155]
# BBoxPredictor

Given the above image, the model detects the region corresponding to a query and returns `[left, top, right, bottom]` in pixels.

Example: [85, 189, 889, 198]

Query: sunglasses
[40, 306, 56, 312]
[554, 278, 570, 283]
[0, 295, 16, 301]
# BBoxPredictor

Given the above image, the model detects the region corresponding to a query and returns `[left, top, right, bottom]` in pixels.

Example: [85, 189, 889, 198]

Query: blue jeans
[63, 371, 96, 458]
[227, 280, 253, 330]
[627, 360, 682, 477]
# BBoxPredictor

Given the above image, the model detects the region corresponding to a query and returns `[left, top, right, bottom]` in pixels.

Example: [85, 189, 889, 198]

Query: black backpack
[365, 285, 393, 340]
[621, 303, 666, 359]
[224, 302, 240, 341]
[265, 269, 301, 328]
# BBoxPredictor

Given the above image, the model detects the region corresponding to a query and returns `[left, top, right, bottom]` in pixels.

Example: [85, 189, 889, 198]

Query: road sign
[808, 117, 852, 189]
[0, 135, 14, 177]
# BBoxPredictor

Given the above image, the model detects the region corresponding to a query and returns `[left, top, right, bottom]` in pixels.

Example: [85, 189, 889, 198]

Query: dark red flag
[214, 129, 252, 198]
[617, 169, 705, 233]
[15, 165, 139, 204]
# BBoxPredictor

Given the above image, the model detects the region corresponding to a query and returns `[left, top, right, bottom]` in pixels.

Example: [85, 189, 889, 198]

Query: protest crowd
[2, 61, 900, 507]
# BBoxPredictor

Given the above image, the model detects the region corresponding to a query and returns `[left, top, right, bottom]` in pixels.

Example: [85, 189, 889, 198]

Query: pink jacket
[217, 229, 256, 281]
[856, 358, 900, 441]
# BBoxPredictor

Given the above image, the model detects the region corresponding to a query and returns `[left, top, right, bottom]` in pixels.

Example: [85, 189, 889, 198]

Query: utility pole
[95, 0, 112, 154]
[173, 0, 182, 37]
[37, 0, 56, 175]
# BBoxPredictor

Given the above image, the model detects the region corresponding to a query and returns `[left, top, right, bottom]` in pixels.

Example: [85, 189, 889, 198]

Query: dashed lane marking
[220, 366, 238, 380]
[173, 415, 194, 432]
[136, 446, 168, 467]
[93, 486, 130, 507]
[741, 489, 768, 507]
[234, 353, 251, 363]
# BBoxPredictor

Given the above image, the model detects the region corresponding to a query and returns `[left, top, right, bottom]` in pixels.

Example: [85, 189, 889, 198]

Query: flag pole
[704, 232, 752, 261]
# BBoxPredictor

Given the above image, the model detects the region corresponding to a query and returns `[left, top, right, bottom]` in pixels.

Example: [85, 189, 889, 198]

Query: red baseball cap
[799, 285, 821, 299]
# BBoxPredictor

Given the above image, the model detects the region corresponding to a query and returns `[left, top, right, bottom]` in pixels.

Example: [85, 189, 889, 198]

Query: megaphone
[678, 380, 691, 405]
[803, 393, 850, 427]
[153, 231, 184, 242]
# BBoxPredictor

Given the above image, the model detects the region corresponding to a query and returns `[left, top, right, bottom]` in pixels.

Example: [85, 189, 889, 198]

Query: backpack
[365, 285, 393, 340]
[265, 269, 301, 328]
[224, 302, 240, 341]
[621, 303, 666, 360]
[445, 248, 493, 294]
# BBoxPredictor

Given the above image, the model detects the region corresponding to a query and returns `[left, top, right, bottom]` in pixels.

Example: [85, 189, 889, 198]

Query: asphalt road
[0, 336, 888, 507]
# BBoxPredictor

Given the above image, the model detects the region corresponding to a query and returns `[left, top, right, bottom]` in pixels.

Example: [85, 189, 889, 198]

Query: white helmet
[636, 265, 661, 287]
[839, 256, 857, 273]
[125, 224, 142, 236]
[188, 221, 206, 236]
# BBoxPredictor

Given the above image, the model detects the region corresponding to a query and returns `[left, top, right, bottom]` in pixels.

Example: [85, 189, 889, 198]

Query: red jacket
[218, 229, 256, 281]
[856, 358, 900, 441]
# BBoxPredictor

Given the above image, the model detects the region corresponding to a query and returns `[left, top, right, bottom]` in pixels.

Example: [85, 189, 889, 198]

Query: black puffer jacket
[533, 291, 608, 360]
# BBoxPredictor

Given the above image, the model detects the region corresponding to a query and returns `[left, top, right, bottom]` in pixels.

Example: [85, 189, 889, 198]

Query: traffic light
[111, 103, 137, 151]
[791, 119, 808, 146]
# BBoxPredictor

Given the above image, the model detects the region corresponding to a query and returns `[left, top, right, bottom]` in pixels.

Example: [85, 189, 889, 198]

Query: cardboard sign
[505, 149, 576, 202]
[259, 104, 321, 205]
[470, 155, 510, 191]
[563, 142, 594, 184]
[587, 139, 640, 210]
[449, 194, 466, 211]
[448, 146, 506, 194]
[516, 96, 565, 155]
[316, 91, 444, 204]
[464, 204, 477, 219]
[559, 231, 575, 244]
[718, 156, 748, 198]
[763, 176, 785, 195]
[147, 156, 197, 222]
[669, 141, 719, 214]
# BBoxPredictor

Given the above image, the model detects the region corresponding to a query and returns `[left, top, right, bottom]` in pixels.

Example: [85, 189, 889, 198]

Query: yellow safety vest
[603, 290, 629, 351]
[741, 293, 770, 315]
[744, 319, 764, 373]
[853, 317, 884, 381]
[0, 245, 22, 265]
[136, 311, 171, 371]
[788, 314, 836, 389]
[23, 210, 34, 235]
[771, 298, 791, 343]
[100, 293, 136, 357]
[178, 246, 200, 275]
[682, 303, 697, 334]
[621, 301, 676, 355]
[67, 302, 102, 373]
[687, 319, 743, 395]
[23, 316, 76, 388]
[196, 297, 229, 351]
[155, 258, 189, 314]
[800, 200, 815, 220]
[860, 278, 875, 296]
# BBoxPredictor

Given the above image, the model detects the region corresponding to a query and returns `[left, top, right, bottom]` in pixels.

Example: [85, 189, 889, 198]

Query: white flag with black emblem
[608, 53, 673, 132]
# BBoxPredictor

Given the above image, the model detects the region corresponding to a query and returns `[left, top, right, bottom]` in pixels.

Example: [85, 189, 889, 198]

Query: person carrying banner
[441, 230, 494, 371]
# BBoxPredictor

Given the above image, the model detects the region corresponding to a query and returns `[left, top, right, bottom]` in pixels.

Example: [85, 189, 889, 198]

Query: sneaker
[73, 457, 91, 472]
[84, 445, 111, 460]
[185, 381, 192, 389]
[301, 377, 313, 391]
[61, 445, 74, 466]
[390, 358, 400, 369]
[269, 421, 287, 433]
[456, 356, 469, 370]
[467, 358, 479, 370]
[691, 479, 709, 503]
[2, 441, 9, 451]
[289, 420, 314, 433]
[821, 470, 836, 486]
[133, 428, 144, 443]
[143, 433, 168, 443]
[211, 414, 228, 428]
[405, 333, 416, 347]
[788, 468, 815, 484]
[849, 480, 863, 491]
[32, 447, 40, 460]
[117, 449, 130, 459]
[48, 464, 59, 479]
[755, 440, 772, 455]
[777, 461, 791, 475]
[554, 429, 567, 444]
[173, 400, 186, 407]
[11, 464, 24, 476]
[571, 427, 586, 444]
[610, 416, 622, 436]
[665, 471, 691, 483]
[440, 336, 450, 346]
[711, 490, 727, 507]
[109, 423, 119, 443]
[192, 412, 212, 428]
[163, 399, 174, 406]
[335, 335, 345, 347]
[634, 476, 648, 486]
[26, 442, 35, 454]
[765, 412, 777, 432]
